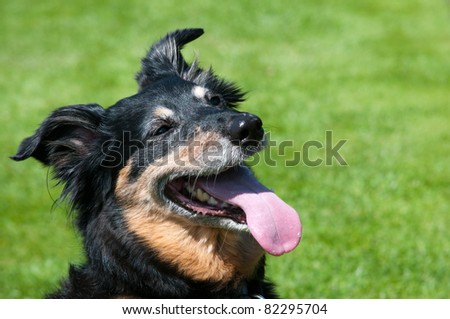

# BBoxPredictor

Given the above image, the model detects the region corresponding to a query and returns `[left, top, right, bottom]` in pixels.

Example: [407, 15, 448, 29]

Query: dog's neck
[125, 210, 265, 286]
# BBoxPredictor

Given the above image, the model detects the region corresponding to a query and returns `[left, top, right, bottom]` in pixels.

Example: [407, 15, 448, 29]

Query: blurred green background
[1, 0, 449, 298]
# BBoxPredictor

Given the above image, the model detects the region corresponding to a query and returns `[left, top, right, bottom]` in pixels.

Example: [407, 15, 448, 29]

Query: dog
[12, 28, 301, 298]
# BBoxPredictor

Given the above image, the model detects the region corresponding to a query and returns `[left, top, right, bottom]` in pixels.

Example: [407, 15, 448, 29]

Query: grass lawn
[1, 0, 449, 298]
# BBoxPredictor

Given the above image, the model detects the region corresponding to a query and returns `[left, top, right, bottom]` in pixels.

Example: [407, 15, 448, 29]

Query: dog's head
[12, 29, 301, 288]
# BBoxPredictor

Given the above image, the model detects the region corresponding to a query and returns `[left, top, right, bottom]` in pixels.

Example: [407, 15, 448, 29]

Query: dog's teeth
[196, 188, 210, 202]
[221, 202, 230, 209]
[207, 197, 218, 206]
[196, 188, 203, 201]
[183, 182, 217, 204]
[202, 193, 211, 202]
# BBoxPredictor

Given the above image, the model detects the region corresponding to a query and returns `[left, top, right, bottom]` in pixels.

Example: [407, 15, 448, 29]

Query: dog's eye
[208, 95, 222, 106]
[153, 125, 172, 136]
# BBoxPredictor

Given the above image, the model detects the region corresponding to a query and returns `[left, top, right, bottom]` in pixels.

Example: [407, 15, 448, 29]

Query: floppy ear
[136, 28, 204, 91]
[11, 104, 105, 168]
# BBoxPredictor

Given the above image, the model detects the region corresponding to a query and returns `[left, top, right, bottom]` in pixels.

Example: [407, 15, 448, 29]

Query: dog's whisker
[218, 229, 229, 254]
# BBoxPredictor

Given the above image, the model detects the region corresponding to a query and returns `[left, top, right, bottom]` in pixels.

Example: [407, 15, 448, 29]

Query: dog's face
[13, 29, 301, 293]
[111, 78, 263, 230]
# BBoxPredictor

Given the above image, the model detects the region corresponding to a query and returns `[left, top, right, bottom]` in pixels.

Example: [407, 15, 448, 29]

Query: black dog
[12, 29, 301, 298]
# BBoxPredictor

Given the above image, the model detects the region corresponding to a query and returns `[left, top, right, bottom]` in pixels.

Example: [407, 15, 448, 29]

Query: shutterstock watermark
[249, 130, 349, 167]
[100, 130, 349, 168]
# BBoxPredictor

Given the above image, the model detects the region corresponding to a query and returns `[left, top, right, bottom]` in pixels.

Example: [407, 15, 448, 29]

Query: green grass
[1, 0, 449, 298]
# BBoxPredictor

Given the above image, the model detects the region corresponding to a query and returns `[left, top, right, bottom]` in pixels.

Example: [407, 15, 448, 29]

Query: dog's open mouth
[165, 176, 247, 224]
[164, 166, 302, 256]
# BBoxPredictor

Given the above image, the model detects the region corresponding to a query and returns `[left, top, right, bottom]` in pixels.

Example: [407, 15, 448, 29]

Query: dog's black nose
[229, 113, 264, 147]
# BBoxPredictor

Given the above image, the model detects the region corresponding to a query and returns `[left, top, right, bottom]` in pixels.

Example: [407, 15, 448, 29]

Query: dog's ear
[136, 28, 204, 90]
[11, 104, 105, 168]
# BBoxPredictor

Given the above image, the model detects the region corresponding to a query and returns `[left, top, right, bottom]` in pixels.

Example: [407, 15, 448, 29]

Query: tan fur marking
[193, 86, 207, 99]
[115, 132, 264, 284]
[153, 106, 174, 119]
[126, 210, 263, 283]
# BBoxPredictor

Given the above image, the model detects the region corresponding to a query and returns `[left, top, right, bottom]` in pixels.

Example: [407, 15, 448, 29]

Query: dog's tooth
[221, 202, 230, 209]
[202, 193, 211, 202]
[196, 188, 210, 202]
[196, 188, 203, 200]
[207, 197, 218, 206]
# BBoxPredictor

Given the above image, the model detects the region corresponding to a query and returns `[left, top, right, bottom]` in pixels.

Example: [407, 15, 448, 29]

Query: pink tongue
[198, 166, 301, 256]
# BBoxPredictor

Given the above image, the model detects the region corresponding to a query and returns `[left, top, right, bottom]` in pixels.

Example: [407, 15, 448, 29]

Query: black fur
[12, 29, 277, 298]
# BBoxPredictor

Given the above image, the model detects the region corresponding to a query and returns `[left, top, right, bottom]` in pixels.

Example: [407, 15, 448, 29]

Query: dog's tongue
[198, 167, 301, 256]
